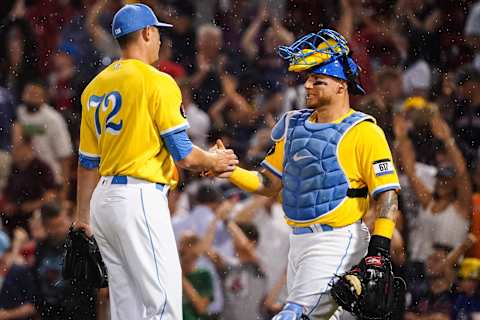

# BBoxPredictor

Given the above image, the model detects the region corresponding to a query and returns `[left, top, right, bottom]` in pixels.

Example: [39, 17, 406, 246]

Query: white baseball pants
[90, 176, 181, 320]
[287, 221, 370, 320]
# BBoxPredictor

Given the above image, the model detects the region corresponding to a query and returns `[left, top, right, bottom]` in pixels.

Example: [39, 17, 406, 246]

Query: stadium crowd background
[1, 0, 480, 319]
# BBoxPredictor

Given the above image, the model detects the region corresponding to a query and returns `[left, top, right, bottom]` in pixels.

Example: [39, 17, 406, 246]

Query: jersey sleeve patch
[372, 159, 394, 176]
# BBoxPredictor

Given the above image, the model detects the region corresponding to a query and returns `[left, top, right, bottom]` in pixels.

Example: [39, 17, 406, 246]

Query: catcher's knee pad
[272, 303, 308, 320]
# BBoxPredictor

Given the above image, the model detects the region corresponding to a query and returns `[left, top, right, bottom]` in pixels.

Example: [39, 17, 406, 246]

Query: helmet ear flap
[341, 55, 354, 84]
[340, 53, 365, 95]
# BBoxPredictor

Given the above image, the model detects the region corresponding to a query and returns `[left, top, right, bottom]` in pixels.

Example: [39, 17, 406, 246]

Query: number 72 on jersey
[88, 91, 123, 136]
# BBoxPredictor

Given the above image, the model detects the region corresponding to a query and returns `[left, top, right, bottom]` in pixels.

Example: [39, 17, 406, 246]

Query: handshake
[204, 139, 239, 178]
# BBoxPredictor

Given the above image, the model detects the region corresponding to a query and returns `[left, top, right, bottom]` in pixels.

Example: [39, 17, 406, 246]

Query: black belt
[346, 187, 368, 198]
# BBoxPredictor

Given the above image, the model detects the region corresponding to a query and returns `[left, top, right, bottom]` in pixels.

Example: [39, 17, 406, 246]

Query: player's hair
[40, 202, 63, 224]
[116, 29, 142, 49]
[237, 222, 260, 243]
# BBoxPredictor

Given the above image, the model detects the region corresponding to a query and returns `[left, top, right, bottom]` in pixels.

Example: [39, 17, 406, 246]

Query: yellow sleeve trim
[228, 167, 261, 193]
[372, 218, 395, 239]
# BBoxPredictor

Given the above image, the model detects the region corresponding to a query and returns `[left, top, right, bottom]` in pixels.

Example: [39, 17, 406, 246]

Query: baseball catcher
[214, 28, 405, 320]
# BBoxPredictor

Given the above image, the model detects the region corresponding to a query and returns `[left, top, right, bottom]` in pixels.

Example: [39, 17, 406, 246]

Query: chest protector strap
[347, 187, 368, 198]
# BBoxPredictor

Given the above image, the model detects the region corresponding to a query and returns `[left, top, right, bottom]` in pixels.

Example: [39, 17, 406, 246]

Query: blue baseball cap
[310, 56, 366, 95]
[112, 3, 172, 39]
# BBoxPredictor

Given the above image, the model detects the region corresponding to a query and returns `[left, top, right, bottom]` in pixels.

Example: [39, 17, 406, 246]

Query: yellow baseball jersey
[262, 109, 400, 227]
[79, 59, 188, 187]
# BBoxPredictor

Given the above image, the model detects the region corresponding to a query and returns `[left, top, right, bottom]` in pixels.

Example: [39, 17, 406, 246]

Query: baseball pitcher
[72, 4, 237, 320]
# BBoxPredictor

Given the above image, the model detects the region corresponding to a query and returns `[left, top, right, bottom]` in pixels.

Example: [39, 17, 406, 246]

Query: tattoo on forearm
[377, 191, 398, 220]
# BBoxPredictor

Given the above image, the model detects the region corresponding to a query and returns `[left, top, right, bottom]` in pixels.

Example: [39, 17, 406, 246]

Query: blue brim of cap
[310, 59, 366, 95]
[154, 22, 173, 28]
[310, 69, 366, 95]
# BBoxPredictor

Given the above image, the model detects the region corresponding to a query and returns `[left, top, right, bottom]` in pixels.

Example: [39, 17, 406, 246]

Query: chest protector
[272, 109, 374, 222]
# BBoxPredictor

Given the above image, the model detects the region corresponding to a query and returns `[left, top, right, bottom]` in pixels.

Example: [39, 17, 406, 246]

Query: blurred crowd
[1, 0, 480, 319]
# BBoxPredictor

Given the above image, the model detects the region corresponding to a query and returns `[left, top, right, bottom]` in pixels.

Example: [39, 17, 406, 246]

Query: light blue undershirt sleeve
[78, 152, 100, 169]
[162, 129, 194, 161]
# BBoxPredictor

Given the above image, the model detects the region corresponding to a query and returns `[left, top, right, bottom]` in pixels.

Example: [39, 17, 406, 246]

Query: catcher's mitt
[330, 253, 406, 320]
[62, 227, 108, 288]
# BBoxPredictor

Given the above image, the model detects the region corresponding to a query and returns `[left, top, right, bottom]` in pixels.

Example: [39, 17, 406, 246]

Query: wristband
[368, 235, 391, 256]
[372, 218, 395, 239]
[369, 218, 395, 256]
[228, 167, 261, 192]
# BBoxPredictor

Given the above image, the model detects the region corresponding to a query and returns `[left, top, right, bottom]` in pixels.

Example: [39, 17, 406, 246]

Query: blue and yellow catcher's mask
[277, 29, 365, 95]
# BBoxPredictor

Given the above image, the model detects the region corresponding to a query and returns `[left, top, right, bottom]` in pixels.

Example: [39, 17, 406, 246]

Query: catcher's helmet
[277, 29, 365, 95]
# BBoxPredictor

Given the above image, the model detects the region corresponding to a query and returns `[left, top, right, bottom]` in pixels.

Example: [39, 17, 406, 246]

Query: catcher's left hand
[62, 226, 108, 288]
[331, 240, 405, 319]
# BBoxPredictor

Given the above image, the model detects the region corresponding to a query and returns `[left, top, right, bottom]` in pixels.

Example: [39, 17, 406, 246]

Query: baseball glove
[62, 227, 108, 288]
[330, 251, 406, 320]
